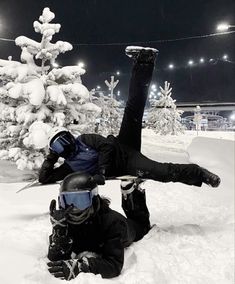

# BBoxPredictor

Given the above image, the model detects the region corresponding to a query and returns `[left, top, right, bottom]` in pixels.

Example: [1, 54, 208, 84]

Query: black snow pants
[117, 60, 203, 187]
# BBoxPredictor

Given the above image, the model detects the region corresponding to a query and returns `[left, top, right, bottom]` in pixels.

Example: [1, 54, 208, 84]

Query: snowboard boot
[201, 168, 221, 188]
[121, 178, 151, 235]
[121, 177, 146, 211]
[121, 177, 145, 200]
[125, 46, 158, 64]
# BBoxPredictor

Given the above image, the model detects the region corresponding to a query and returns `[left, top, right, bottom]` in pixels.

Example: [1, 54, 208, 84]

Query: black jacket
[48, 202, 136, 278]
[39, 134, 128, 184]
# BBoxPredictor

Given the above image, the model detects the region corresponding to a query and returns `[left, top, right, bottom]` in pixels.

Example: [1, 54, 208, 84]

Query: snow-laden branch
[48, 66, 85, 83]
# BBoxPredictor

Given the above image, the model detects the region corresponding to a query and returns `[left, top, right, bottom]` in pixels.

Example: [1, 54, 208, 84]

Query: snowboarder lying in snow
[39, 46, 220, 188]
[47, 172, 151, 280]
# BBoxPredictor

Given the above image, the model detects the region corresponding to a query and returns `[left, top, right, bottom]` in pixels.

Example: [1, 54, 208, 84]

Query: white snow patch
[24, 121, 52, 149]
[0, 130, 234, 283]
[47, 85, 67, 105]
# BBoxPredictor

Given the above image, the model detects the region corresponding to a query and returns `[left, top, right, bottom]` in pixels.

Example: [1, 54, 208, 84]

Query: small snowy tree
[0, 7, 100, 170]
[92, 94, 122, 136]
[147, 81, 185, 135]
[104, 76, 119, 99]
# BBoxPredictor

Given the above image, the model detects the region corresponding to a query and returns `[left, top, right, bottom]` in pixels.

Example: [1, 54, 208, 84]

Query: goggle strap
[59, 136, 70, 145]
[91, 186, 98, 196]
[60, 187, 98, 197]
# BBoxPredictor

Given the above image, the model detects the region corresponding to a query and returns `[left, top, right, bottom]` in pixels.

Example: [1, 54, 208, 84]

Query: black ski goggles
[50, 133, 73, 155]
[59, 187, 98, 210]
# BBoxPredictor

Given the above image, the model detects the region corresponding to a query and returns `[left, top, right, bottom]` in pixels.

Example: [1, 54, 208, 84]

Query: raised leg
[117, 46, 158, 152]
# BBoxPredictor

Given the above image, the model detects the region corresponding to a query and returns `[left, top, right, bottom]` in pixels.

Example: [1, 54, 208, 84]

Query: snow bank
[188, 136, 234, 204]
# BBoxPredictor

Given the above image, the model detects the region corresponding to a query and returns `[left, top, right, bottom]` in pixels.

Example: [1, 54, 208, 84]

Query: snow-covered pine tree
[0, 7, 101, 170]
[91, 93, 122, 136]
[147, 81, 185, 135]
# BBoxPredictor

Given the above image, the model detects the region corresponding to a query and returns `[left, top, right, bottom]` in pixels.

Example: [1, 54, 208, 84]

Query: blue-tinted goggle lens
[59, 187, 98, 210]
[50, 134, 72, 154]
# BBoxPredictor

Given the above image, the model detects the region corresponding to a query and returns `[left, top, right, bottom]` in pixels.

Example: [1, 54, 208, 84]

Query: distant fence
[176, 102, 235, 111]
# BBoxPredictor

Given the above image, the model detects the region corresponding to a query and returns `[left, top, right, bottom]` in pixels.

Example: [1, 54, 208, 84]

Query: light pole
[194, 106, 202, 136]
[188, 60, 194, 85]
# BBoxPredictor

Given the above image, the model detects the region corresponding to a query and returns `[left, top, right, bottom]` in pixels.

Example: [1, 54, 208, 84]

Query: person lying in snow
[47, 172, 151, 280]
[39, 46, 220, 188]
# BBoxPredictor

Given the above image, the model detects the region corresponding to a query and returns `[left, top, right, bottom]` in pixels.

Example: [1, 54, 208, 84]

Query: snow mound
[187, 136, 234, 169]
[187, 136, 234, 203]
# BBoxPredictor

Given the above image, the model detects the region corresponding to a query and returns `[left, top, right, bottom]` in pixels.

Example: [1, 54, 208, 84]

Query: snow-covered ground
[0, 130, 234, 284]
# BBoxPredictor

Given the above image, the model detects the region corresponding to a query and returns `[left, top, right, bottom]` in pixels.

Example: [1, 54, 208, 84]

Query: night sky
[0, 0, 234, 103]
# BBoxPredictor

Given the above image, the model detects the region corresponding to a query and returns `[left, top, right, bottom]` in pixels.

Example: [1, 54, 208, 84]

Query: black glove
[39, 151, 59, 173]
[48, 258, 90, 280]
[48, 200, 73, 261]
[46, 151, 59, 164]
[93, 174, 105, 185]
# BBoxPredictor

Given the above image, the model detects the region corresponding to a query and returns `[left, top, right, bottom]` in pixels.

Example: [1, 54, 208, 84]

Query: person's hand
[46, 151, 59, 164]
[40, 151, 59, 171]
[48, 258, 90, 280]
[48, 200, 73, 261]
[49, 199, 73, 234]
[48, 259, 80, 280]
[93, 174, 105, 185]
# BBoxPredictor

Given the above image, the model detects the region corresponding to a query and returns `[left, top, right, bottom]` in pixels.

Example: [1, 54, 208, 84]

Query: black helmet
[59, 173, 98, 210]
[60, 172, 97, 193]
[49, 130, 76, 158]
